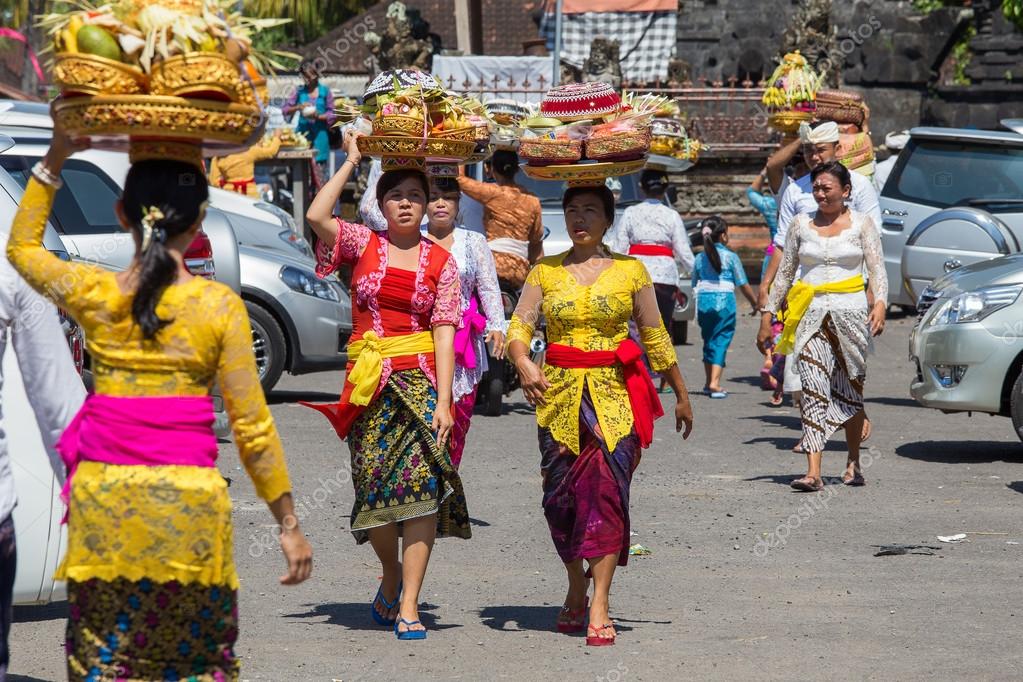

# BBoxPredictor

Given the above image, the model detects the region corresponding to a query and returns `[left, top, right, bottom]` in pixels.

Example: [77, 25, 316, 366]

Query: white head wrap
[798, 121, 840, 144]
[885, 130, 910, 151]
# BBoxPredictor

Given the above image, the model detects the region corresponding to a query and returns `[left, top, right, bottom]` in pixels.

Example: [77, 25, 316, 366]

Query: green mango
[76, 25, 122, 62]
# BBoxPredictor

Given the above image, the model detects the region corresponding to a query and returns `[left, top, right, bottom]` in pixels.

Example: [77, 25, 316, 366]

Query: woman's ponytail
[700, 216, 728, 274]
[122, 160, 209, 340]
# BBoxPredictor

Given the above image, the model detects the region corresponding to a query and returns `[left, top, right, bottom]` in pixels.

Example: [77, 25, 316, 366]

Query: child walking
[692, 217, 758, 398]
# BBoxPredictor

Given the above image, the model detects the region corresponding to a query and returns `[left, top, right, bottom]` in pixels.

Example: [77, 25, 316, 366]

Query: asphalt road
[9, 311, 1023, 681]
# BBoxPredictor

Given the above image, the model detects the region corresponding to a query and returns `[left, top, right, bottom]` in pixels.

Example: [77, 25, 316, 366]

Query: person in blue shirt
[692, 217, 758, 398]
[746, 167, 779, 282]
[282, 60, 337, 184]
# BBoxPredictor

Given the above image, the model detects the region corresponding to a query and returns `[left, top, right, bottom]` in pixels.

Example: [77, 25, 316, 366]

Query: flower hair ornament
[701, 223, 713, 238]
[140, 205, 166, 252]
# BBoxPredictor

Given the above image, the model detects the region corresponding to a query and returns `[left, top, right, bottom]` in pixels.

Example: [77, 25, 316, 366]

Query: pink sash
[57, 394, 218, 522]
[453, 295, 487, 370]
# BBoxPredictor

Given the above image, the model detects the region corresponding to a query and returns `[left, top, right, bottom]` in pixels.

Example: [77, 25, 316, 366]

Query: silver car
[0, 122, 351, 392]
[910, 254, 1023, 440]
[879, 124, 1023, 308]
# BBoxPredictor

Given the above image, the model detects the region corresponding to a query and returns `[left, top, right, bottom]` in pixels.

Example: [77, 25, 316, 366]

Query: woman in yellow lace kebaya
[7, 122, 312, 681]
[507, 184, 695, 647]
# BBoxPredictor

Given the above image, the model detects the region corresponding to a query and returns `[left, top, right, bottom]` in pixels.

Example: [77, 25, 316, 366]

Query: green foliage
[243, 0, 375, 44]
[951, 24, 976, 86]
[250, 24, 298, 70]
[1004, 0, 1023, 30]
[912, 0, 962, 13]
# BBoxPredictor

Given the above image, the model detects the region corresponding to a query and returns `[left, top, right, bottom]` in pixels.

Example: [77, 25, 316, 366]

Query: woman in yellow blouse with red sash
[7, 120, 311, 680]
[507, 184, 695, 647]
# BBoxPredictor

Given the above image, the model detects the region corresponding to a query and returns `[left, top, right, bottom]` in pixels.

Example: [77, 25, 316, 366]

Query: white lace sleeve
[470, 231, 507, 333]
[860, 214, 889, 306]
[766, 215, 802, 312]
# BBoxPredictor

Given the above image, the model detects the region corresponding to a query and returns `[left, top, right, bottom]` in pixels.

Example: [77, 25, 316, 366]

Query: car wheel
[672, 320, 688, 346]
[1010, 371, 1023, 442]
[483, 369, 504, 417]
[246, 301, 286, 393]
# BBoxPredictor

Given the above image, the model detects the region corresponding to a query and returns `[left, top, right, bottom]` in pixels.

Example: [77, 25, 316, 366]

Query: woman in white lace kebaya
[425, 171, 507, 468]
[758, 162, 887, 492]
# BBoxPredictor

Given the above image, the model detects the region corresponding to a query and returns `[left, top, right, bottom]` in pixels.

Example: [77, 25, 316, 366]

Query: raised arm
[765, 137, 801, 194]
[307, 130, 362, 247]
[6, 135, 101, 318]
[216, 291, 311, 584]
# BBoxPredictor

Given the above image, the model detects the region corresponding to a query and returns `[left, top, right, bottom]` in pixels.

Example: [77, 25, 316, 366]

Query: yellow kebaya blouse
[7, 178, 292, 588]
[507, 252, 677, 454]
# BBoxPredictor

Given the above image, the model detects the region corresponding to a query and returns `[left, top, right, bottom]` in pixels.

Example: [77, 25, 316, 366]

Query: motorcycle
[477, 279, 546, 416]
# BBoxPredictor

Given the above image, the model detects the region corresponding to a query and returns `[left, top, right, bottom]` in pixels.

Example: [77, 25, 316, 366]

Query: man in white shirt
[873, 130, 910, 193]
[759, 121, 883, 308]
[0, 229, 85, 679]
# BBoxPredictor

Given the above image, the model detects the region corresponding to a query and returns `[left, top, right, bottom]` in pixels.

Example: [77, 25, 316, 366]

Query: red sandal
[586, 622, 616, 646]
[556, 597, 589, 633]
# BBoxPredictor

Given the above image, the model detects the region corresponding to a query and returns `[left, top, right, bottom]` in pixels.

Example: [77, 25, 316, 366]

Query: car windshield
[888, 138, 1023, 212]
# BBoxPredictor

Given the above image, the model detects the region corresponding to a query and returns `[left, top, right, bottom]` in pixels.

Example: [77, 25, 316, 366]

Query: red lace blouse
[306, 219, 461, 437]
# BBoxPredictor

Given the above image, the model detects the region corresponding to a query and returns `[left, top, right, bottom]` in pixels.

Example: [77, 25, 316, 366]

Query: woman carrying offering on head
[507, 183, 694, 647]
[304, 131, 470, 640]
[7, 116, 312, 680]
[424, 169, 506, 469]
[758, 161, 887, 492]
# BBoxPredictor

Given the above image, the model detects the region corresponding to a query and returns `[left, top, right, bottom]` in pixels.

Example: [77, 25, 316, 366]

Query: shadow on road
[746, 473, 850, 487]
[476, 401, 534, 417]
[478, 605, 637, 633]
[7, 675, 52, 681]
[743, 436, 848, 452]
[740, 413, 801, 430]
[1007, 481, 1023, 494]
[895, 440, 1023, 464]
[284, 602, 460, 631]
[267, 390, 340, 405]
[13, 602, 66, 624]
[865, 396, 920, 408]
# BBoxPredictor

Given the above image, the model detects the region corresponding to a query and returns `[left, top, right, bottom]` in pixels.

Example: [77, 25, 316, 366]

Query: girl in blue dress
[692, 217, 758, 398]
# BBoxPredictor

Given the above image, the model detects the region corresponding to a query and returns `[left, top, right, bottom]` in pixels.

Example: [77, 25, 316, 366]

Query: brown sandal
[790, 476, 824, 492]
[842, 472, 865, 486]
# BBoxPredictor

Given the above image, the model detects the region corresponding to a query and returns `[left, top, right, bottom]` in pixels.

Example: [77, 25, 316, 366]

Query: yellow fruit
[61, 28, 77, 53]
[199, 35, 217, 52]
[68, 15, 84, 38]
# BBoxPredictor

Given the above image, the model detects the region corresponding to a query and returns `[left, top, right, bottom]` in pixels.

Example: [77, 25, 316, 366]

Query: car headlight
[279, 266, 339, 302]
[278, 229, 312, 257]
[929, 284, 1022, 325]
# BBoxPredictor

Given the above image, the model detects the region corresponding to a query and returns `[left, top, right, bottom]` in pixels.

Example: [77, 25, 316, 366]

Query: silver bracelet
[31, 161, 63, 189]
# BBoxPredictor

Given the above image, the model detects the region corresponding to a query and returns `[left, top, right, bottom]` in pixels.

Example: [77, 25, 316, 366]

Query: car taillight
[59, 308, 85, 377]
[184, 230, 215, 279]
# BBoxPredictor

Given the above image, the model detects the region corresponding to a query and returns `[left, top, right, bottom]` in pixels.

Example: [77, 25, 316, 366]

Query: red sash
[628, 244, 674, 258]
[545, 340, 664, 448]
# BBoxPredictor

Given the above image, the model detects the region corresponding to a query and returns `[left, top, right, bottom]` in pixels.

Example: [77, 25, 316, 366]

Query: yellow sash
[775, 274, 864, 355]
[346, 331, 435, 405]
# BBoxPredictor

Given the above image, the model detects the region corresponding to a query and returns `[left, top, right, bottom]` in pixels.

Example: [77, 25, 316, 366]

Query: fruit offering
[761, 51, 820, 114]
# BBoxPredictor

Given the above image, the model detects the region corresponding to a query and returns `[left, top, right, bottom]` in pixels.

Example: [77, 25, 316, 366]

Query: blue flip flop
[371, 581, 401, 626]
[394, 617, 427, 640]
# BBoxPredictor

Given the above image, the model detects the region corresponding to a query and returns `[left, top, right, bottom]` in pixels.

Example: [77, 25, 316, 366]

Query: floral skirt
[347, 369, 471, 544]
[66, 577, 238, 682]
[539, 389, 640, 567]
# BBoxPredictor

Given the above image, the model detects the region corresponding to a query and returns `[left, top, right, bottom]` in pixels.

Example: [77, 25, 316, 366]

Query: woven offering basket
[372, 115, 427, 137]
[768, 110, 813, 134]
[585, 128, 652, 162]
[356, 135, 475, 162]
[53, 94, 264, 155]
[52, 53, 148, 96]
[519, 138, 583, 166]
[521, 158, 646, 185]
[149, 52, 243, 102]
[815, 89, 865, 126]
[434, 126, 476, 142]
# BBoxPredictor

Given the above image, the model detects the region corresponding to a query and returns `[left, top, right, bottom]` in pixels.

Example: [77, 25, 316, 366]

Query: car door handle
[944, 258, 963, 272]
[883, 208, 908, 216]
[882, 218, 904, 231]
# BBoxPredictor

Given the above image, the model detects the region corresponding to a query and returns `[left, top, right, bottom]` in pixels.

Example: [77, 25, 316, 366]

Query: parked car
[878, 124, 1023, 308]
[909, 253, 1023, 441]
[0, 127, 351, 392]
[0, 156, 80, 605]
[464, 165, 696, 344]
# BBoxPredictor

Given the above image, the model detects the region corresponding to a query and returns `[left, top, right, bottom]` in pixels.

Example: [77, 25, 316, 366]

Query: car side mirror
[543, 226, 551, 240]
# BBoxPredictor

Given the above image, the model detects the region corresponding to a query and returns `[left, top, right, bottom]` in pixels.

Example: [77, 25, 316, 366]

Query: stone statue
[363, 1, 436, 73]
[780, 0, 842, 88]
[582, 37, 623, 89]
[667, 59, 691, 85]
